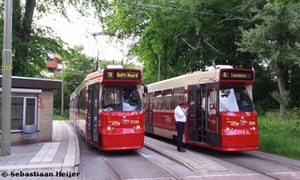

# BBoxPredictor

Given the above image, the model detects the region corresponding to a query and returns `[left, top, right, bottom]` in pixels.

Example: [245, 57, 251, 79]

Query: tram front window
[102, 85, 142, 111]
[219, 86, 254, 112]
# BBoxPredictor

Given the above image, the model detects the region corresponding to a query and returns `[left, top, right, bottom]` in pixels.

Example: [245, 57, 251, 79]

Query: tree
[237, 1, 300, 117]
[53, 45, 94, 112]
[103, 0, 297, 114]
[103, 0, 266, 82]
[103, 0, 207, 82]
[0, 0, 108, 77]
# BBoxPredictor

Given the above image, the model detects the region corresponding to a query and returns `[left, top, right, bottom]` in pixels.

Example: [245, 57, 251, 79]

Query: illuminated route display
[104, 70, 141, 80]
[220, 70, 254, 80]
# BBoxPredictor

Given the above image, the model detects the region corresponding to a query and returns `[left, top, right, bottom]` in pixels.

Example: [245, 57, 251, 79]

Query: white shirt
[174, 105, 187, 122]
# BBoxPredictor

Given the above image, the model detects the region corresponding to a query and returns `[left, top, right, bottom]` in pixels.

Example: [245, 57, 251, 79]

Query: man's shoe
[177, 148, 186, 152]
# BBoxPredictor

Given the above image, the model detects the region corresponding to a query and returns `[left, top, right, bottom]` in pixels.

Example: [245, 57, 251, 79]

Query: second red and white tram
[143, 65, 259, 151]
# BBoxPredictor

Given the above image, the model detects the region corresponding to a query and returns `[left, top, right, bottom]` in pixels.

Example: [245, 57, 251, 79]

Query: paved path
[0, 121, 79, 180]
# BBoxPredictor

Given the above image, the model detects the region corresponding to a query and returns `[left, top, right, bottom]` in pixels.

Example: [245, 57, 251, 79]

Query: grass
[258, 108, 300, 160]
[53, 111, 69, 120]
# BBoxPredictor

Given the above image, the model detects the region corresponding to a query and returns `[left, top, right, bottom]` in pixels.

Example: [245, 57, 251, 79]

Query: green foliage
[267, 0, 300, 6]
[0, 0, 108, 77]
[270, 90, 291, 107]
[101, 0, 300, 113]
[259, 110, 300, 159]
[103, 0, 261, 83]
[237, 2, 300, 65]
[237, 1, 300, 114]
[103, 0, 209, 82]
[252, 62, 278, 112]
[289, 66, 300, 107]
[53, 112, 69, 120]
[53, 45, 93, 112]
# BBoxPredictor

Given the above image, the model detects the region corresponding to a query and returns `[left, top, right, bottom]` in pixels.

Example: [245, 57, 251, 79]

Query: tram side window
[154, 91, 162, 110]
[142, 95, 147, 111]
[163, 89, 172, 110]
[173, 86, 184, 109]
[77, 89, 86, 119]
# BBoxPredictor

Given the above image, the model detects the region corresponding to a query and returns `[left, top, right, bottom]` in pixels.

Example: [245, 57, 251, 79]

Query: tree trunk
[14, 0, 36, 75]
[276, 62, 287, 118]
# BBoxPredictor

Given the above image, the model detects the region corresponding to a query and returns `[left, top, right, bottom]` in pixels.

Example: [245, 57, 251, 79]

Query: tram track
[248, 151, 300, 171]
[79, 133, 300, 180]
[96, 149, 123, 180]
[216, 156, 281, 180]
[144, 135, 300, 180]
[219, 156, 300, 179]
[193, 148, 300, 180]
[96, 149, 183, 180]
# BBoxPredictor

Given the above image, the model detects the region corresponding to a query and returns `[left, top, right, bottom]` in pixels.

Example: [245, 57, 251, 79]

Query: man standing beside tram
[174, 101, 188, 152]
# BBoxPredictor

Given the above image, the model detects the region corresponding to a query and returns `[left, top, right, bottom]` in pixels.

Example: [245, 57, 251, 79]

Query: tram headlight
[226, 127, 234, 131]
[107, 126, 111, 130]
[133, 125, 140, 130]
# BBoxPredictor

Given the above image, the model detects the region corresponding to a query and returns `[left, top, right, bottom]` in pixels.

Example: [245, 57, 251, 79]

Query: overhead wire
[133, 1, 249, 22]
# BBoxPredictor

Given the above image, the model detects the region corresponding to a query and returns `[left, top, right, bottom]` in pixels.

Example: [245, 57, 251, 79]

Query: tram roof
[146, 68, 223, 91]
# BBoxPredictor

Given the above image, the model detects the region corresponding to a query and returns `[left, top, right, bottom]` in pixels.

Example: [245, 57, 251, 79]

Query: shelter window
[0, 96, 37, 132]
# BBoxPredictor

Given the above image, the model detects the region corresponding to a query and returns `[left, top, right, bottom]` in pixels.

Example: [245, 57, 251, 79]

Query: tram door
[87, 83, 100, 145]
[187, 85, 201, 142]
[203, 82, 220, 146]
[144, 92, 154, 133]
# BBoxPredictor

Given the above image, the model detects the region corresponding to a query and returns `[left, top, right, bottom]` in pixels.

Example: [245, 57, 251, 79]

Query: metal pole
[61, 62, 64, 116]
[1, 0, 13, 156]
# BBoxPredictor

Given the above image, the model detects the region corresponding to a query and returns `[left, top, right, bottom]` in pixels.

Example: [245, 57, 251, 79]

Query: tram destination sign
[220, 70, 253, 80]
[104, 70, 141, 80]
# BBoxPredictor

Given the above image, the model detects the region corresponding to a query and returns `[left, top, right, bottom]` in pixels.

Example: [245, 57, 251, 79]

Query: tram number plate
[131, 120, 139, 124]
[249, 121, 256, 125]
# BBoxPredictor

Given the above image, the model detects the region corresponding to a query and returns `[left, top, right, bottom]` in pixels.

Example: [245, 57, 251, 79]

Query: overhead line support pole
[1, 0, 13, 156]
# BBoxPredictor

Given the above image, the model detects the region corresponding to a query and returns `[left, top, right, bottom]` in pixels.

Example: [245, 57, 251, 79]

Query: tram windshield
[219, 86, 254, 112]
[101, 85, 142, 112]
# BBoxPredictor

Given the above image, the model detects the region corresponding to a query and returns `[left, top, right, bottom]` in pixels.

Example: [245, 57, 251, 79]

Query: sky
[37, 9, 128, 63]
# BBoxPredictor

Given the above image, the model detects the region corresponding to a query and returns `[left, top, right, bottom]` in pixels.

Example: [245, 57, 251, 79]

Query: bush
[53, 111, 69, 120]
[259, 110, 300, 159]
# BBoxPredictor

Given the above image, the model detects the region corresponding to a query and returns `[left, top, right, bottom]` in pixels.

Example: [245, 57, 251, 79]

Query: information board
[104, 70, 141, 80]
[220, 70, 253, 80]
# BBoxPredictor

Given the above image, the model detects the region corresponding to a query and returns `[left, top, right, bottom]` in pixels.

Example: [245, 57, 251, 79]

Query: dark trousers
[176, 122, 185, 150]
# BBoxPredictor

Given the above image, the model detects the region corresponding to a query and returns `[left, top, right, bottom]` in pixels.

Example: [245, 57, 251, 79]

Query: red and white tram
[70, 65, 145, 151]
[143, 65, 259, 151]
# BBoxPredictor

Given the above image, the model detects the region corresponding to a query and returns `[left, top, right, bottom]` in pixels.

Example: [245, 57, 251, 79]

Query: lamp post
[61, 62, 64, 116]
[1, 0, 12, 156]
